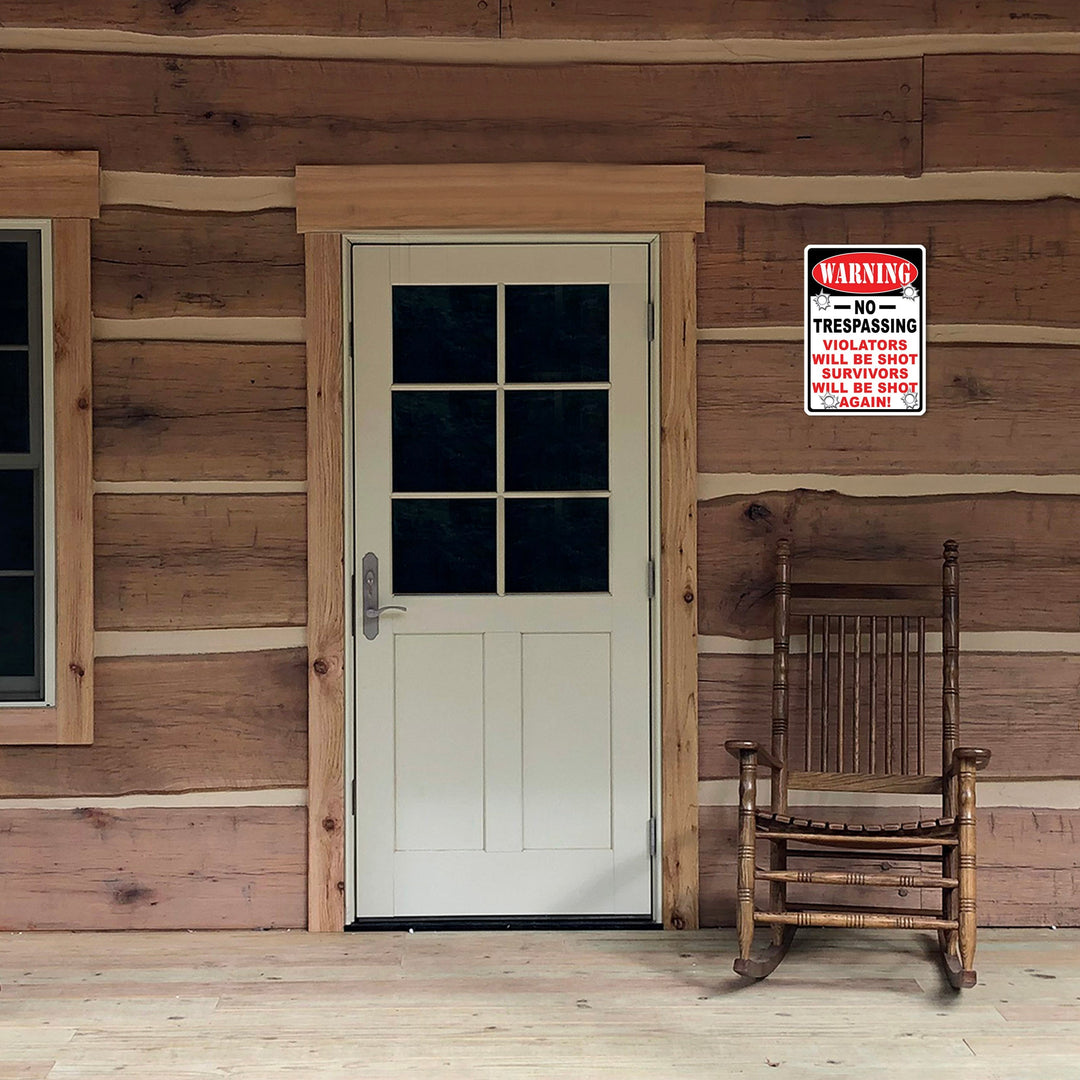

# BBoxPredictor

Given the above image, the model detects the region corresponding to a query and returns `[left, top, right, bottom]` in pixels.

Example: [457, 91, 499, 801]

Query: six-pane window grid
[0, 231, 44, 701]
[390, 283, 611, 596]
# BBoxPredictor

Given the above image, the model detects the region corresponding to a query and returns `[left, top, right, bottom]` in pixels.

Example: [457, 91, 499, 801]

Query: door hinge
[648, 817, 658, 857]
[351, 777, 357, 817]
[647, 300, 656, 342]
[348, 319, 355, 359]
[350, 573, 356, 637]
[647, 558, 656, 599]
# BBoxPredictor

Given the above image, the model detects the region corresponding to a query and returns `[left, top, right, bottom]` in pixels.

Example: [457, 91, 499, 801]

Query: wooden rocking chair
[725, 539, 991, 988]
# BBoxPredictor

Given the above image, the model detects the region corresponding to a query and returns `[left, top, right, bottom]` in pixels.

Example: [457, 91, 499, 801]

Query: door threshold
[346, 915, 661, 932]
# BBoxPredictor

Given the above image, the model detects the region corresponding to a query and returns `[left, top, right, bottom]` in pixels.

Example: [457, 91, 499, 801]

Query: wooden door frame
[298, 164, 704, 932]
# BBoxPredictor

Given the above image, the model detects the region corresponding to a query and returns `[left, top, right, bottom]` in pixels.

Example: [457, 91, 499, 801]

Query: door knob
[364, 605, 408, 618]
[361, 552, 406, 640]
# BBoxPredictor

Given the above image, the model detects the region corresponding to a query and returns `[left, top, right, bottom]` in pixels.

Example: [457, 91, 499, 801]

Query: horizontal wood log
[698, 492, 1080, 637]
[0, 650, 306, 797]
[0, 807, 306, 930]
[0, 52, 921, 176]
[925, 55, 1080, 172]
[0, 1, 497, 36]
[700, 652, 1080, 780]
[94, 341, 306, 481]
[701, 805, 1080, 927]
[94, 494, 307, 630]
[699, 343, 1080, 474]
[91, 209, 304, 319]
[503, 1, 1080, 38]
[698, 201, 1080, 328]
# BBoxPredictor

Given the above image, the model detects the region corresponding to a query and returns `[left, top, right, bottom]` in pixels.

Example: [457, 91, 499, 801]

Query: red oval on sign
[811, 251, 918, 294]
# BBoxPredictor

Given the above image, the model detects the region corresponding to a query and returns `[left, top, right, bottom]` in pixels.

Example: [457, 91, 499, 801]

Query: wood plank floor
[0, 929, 1077, 1079]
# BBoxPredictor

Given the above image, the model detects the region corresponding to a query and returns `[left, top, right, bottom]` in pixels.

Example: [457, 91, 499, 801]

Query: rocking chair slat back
[771, 541, 960, 805]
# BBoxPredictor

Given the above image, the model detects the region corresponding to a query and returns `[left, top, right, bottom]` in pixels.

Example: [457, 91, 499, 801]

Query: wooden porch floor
[1, 929, 1077, 1079]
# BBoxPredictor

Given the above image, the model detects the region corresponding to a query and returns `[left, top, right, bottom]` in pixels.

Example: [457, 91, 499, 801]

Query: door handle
[360, 552, 406, 640]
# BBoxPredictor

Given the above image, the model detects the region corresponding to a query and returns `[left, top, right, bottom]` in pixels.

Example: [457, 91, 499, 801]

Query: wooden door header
[0, 151, 100, 219]
[294, 163, 706, 234]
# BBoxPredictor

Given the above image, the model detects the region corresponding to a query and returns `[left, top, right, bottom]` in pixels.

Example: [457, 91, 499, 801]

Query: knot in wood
[683, 590, 694, 604]
[76, 395, 90, 411]
[336, 880, 346, 894]
[69, 662, 86, 678]
[321, 816, 337, 833]
[313, 658, 330, 676]
[670, 914, 686, 931]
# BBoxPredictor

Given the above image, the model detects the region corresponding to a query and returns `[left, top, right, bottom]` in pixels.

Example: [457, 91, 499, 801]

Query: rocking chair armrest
[947, 747, 992, 776]
[724, 740, 785, 772]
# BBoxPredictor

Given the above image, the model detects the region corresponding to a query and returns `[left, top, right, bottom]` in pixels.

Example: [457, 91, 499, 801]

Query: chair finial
[944, 539, 959, 562]
[777, 538, 791, 557]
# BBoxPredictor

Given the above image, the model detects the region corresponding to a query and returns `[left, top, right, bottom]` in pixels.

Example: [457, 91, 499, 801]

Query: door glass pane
[0, 351, 30, 453]
[393, 285, 497, 384]
[393, 498, 496, 594]
[0, 241, 29, 346]
[505, 285, 609, 382]
[0, 577, 35, 677]
[505, 390, 608, 492]
[505, 498, 608, 593]
[393, 391, 496, 492]
[0, 470, 35, 570]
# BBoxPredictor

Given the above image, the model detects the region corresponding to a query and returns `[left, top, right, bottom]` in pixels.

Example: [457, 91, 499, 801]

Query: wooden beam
[0, 150, 99, 218]
[296, 164, 706, 232]
[660, 233, 699, 931]
[94, 493, 307, 630]
[0, 650, 306, 798]
[698, 201, 1080, 328]
[0, 52, 921, 177]
[0, 806, 306, 930]
[697, 492, 1080, 639]
[700, 343, 1080, 476]
[93, 341, 306, 482]
[305, 233, 346, 933]
[91, 209, 304, 319]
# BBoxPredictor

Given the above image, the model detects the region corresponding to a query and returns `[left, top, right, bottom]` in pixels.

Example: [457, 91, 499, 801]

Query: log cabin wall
[0, 2, 1078, 929]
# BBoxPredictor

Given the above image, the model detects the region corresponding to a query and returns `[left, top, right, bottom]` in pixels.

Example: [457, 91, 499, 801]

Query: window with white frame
[0, 224, 53, 705]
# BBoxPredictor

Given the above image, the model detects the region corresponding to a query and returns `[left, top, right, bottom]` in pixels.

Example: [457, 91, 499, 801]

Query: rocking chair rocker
[725, 539, 990, 988]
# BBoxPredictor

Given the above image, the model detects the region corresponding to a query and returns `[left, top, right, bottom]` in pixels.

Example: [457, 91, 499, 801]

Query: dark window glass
[0, 578, 36, 679]
[393, 498, 496, 594]
[393, 285, 497, 384]
[0, 350, 30, 453]
[505, 390, 608, 492]
[505, 285, 609, 383]
[392, 391, 496, 493]
[0, 471, 35, 570]
[0, 241, 29, 346]
[505, 498, 608, 593]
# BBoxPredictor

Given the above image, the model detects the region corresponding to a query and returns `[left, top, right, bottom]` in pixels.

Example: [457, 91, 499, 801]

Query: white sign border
[803, 243, 927, 418]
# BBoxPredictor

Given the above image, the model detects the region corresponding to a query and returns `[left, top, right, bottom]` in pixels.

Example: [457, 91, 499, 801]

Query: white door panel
[351, 241, 653, 918]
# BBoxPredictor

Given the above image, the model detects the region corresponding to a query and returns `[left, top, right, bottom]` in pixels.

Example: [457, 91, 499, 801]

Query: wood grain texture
[0, 150, 99, 218]
[700, 652, 1080, 781]
[698, 343, 1080, 475]
[502, 1, 1080, 38]
[0, 807, 305, 930]
[0, 1, 497, 37]
[0, 52, 921, 176]
[0, 220, 95, 745]
[0, 650, 306, 798]
[697, 492, 1080, 638]
[93, 341, 306, 481]
[296, 163, 706, 232]
[94, 494, 307, 630]
[91, 209, 304, 319]
[698, 200, 1080, 328]
[660, 234, 700, 931]
[304, 233, 345, 933]
[700, 804, 1080, 927]
[925, 55, 1080, 171]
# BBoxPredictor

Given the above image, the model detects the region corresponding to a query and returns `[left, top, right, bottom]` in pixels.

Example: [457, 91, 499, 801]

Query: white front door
[350, 241, 654, 918]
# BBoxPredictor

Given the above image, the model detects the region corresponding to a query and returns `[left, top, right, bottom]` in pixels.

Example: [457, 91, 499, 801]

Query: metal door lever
[361, 552, 406, 640]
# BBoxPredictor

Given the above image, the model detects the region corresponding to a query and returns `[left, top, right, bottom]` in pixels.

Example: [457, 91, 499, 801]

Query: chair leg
[770, 839, 788, 948]
[956, 759, 978, 987]
[734, 754, 756, 965]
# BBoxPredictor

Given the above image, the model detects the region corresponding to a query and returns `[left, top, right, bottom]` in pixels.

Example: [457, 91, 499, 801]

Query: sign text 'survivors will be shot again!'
[804, 246, 926, 416]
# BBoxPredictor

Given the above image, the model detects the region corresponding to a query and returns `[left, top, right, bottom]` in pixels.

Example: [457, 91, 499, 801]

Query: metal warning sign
[804, 245, 926, 416]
